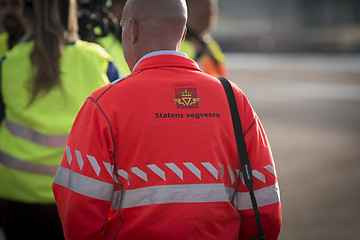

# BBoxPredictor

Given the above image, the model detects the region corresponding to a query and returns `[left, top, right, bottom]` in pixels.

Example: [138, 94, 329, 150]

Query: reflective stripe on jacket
[53, 53, 281, 239]
[0, 39, 110, 203]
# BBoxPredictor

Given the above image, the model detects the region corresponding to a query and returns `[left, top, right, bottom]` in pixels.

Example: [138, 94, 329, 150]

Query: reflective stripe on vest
[54, 166, 280, 210]
[0, 151, 59, 175]
[4, 119, 68, 147]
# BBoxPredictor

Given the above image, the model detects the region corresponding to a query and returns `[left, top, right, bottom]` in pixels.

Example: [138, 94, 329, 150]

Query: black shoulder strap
[218, 77, 265, 240]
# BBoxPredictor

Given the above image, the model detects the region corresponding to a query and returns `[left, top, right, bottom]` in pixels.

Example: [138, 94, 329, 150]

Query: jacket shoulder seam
[87, 96, 116, 158]
[244, 117, 256, 137]
[95, 69, 145, 102]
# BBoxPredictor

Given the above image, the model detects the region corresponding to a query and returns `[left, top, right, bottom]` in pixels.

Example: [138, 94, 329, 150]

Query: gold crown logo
[181, 89, 192, 97]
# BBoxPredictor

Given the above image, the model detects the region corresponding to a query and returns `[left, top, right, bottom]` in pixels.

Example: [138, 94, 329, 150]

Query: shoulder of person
[96, 33, 120, 47]
[0, 32, 9, 40]
[227, 80, 248, 102]
[85, 83, 114, 105]
[206, 37, 226, 62]
[180, 39, 196, 59]
[0, 40, 33, 61]
[72, 40, 112, 60]
[87, 72, 137, 104]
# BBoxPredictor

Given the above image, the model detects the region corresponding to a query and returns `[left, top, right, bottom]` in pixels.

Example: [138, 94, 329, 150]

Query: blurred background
[215, 0, 360, 53]
[212, 0, 360, 239]
[1, 0, 359, 239]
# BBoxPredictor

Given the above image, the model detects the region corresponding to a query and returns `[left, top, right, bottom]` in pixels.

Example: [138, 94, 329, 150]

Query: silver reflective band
[233, 183, 280, 210]
[54, 167, 233, 207]
[0, 151, 59, 176]
[54, 167, 280, 210]
[112, 184, 280, 210]
[111, 183, 231, 209]
[53, 166, 114, 201]
[5, 119, 68, 147]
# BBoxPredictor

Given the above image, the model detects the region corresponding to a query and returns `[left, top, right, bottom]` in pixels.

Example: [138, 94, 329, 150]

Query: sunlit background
[213, 1, 360, 239]
[215, 0, 360, 53]
[1, 0, 359, 239]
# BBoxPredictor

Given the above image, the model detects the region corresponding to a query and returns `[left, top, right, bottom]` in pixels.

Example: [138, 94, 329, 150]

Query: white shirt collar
[132, 50, 188, 71]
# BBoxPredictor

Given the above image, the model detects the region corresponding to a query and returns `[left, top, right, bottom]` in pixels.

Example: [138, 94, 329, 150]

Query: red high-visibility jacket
[53, 52, 281, 240]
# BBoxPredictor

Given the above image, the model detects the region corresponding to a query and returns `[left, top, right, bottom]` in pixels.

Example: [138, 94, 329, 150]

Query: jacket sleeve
[232, 85, 282, 240]
[52, 97, 116, 240]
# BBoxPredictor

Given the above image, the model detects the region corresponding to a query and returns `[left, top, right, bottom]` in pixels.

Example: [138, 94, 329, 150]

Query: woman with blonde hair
[0, 0, 118, 239]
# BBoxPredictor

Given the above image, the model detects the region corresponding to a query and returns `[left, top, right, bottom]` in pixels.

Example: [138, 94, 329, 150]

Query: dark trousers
[0, 199, 64, 240]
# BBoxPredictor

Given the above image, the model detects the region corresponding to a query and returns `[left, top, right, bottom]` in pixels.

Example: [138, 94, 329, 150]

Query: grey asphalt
[227, 53, 360, 240]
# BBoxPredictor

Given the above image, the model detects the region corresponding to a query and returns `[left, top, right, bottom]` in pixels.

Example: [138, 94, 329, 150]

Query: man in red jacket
[52, 0, 281, 239]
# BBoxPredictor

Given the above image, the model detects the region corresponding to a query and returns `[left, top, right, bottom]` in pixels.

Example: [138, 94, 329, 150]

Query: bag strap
[218, 77, 265, 240]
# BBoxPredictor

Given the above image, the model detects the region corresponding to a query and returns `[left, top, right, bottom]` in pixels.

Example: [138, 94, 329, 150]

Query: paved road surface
[227, 53, 360, 240]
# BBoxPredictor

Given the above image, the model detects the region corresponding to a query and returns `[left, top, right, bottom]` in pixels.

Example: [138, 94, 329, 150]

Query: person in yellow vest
[0, 0, 117, 239]
[0, 0, 25, 57]
[98, 0, 131, 77]
[78, 0, 131, 77]
[180, 0, 227, 77]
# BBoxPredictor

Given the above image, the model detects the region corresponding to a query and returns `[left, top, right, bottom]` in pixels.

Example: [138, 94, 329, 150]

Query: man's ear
[129, 17, 138, 44]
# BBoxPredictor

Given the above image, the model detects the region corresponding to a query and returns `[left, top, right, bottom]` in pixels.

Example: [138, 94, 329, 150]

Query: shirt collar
[133, 50, 188, 72]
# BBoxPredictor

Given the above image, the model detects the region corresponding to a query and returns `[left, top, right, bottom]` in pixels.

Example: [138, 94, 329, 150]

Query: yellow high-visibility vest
[180, 37, 227, 77]
[0, 32, 9, 58]
[0, 39, 110, 203]
[97, 33, 131, 77]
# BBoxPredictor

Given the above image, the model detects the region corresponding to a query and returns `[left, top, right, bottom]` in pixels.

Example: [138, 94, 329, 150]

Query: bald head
[125, 0, 187, 21]
[121, 0, 188, 70]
